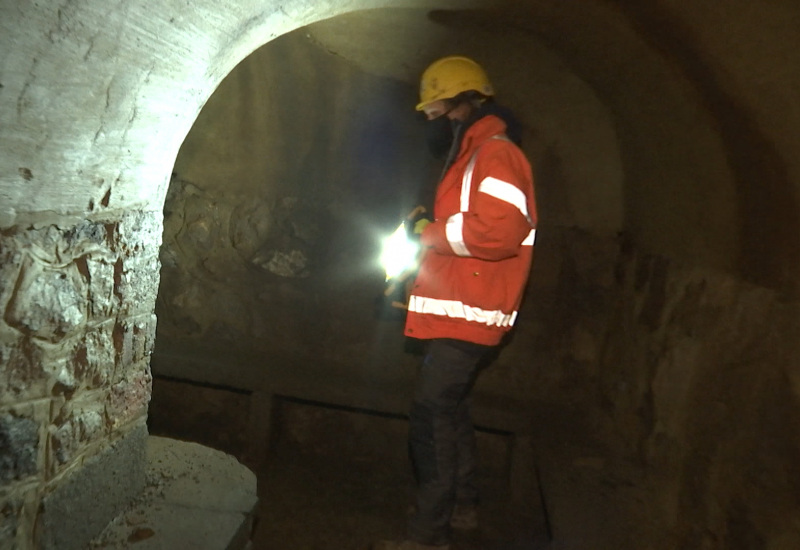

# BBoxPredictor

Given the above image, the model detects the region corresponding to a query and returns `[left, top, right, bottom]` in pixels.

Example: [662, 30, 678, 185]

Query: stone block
[0, 233, 23, 309]
[106, 364, 152, 430]
[113, 315, 155, 370]
[230, 199, 273, 258]
[116, 211, 163, 255]
[116, 253, 161, 317]
[0, 413, 39, 484]
[86, 257, 117, 319]
[0, 495, 21, 549]
[115, 315, 157, 369]
[0, 336, 47, 404]
[80, 320, 116, 389]
[133, 314, 157, 364]
[44, 353, 81, 396]
[113, 318, 134, 374]
[5, 254, 88, 343]
[6, 221, 112, 262]
[40, 423, 147, 550]
[0, 488, 40, 550]
[60, 219, 109, 257]
[91, 436, 258, 550]
[49, 396, 108, 470]
[1, 484, 44, 550]
[25, 324, 115, 398]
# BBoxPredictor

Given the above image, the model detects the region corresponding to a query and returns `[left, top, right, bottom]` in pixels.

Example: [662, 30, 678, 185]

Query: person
[373, 56, 538, 550]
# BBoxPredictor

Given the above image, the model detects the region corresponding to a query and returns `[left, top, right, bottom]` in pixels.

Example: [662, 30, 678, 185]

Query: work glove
[407, 205, 432, 240]
[413, 216, 431, 236]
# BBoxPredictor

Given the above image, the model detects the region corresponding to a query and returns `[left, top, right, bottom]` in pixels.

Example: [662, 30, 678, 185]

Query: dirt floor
[147, 377, 661, 550]
[148, 378, 551, 549]
[252, 432, 550, 550]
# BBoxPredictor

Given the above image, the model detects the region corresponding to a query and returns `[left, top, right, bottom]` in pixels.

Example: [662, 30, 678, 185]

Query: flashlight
[377, 206, 431, 315]
[380, 221, 420, 282]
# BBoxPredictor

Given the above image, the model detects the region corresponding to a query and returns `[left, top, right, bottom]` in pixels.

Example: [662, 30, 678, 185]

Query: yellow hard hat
[415, 56, 494, 111]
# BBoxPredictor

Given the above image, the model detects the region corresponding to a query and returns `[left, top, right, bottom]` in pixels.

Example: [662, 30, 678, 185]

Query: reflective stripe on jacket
[404, 115, 537, 346]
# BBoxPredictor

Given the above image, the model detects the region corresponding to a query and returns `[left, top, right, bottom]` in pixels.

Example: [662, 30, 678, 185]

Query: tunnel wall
[153, 7, 800, 546]
[155, 13, 623, 411]
[153, 30, 432, 417]
[526, 227, 800, 547]
[1, 0, 459, 547]
[596, 247, 800, 548]
[0, 215, 157, 549]
[510, 7, 800, 540]
[519, 0, 800, 291]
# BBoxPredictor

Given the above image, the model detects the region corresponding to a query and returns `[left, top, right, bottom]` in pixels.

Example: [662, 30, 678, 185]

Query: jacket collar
[458, 114, 508, 160]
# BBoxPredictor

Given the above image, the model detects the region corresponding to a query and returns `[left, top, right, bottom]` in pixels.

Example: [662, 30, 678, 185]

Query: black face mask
[425, 116, 455, 160]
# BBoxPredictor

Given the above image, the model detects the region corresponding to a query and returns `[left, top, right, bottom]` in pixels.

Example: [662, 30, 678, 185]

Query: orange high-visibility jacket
[405, 114, 537, 346]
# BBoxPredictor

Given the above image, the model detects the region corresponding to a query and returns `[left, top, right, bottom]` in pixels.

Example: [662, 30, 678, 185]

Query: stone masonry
[0, 211, 161, 550]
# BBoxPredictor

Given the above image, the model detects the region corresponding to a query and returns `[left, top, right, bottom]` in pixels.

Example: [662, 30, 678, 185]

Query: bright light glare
[380, 222, 419, 281]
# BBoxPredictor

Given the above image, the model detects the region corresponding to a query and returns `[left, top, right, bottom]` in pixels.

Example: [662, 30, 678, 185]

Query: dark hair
[446, 90, 489, 110]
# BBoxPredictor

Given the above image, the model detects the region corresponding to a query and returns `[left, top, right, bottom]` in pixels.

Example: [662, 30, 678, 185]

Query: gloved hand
[406, 205, 432, 239]
[413, 217, 431, 235]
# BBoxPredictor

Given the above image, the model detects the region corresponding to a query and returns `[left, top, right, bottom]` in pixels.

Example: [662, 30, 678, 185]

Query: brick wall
[0, 211, 161, 549]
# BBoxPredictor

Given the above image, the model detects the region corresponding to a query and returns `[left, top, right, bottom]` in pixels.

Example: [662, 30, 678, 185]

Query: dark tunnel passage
[3, 2, 800, 549]
[146, 14, 630, 549]
[148, 20, 560, 548]
[145, 8, 800, 550]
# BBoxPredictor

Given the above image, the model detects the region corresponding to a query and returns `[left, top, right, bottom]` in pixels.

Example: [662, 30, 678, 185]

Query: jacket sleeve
[421, 143, 536, 261]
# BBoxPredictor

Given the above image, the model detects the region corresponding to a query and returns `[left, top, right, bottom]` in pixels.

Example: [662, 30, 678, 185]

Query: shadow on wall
[154, 30, 437, 379]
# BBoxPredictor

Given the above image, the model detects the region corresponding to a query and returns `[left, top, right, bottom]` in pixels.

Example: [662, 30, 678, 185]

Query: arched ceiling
[1, 0, 799, 289]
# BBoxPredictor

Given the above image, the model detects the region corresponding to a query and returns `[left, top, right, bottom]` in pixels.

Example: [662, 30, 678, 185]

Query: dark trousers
[407, 338, 489, 545]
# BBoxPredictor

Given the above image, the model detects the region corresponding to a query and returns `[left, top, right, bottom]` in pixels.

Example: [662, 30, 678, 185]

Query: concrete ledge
[41, 423, 147, 550]
[91, 436, 258, 550]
